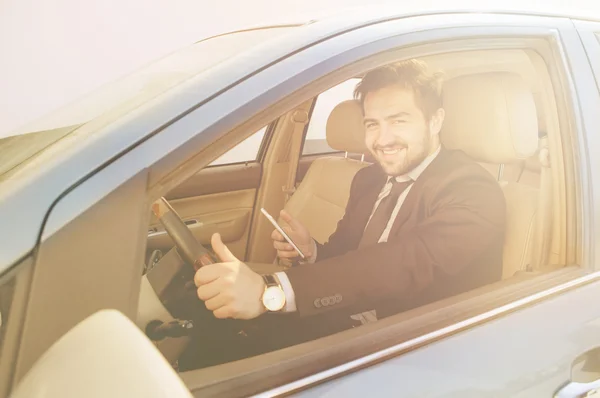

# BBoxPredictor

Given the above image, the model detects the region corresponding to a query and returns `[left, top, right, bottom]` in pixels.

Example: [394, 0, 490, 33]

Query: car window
[138, 34, 577, 395]
[208, 126, 267, 166]
[302, 79, 361, 156]
[195, 45, 564, 348]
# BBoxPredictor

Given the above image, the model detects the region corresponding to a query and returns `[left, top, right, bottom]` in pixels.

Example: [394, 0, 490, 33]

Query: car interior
[135, 45, 569, 376]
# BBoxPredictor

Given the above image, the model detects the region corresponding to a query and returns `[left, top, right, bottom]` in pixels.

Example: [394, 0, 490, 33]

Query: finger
[278, 249, 300, 259]
[213, 305, 236, 319]
[211, 232, 238, 262]
[279, 210, 303, 232]
[204, 291, 232, 311]
[196, 280, 222, 301]
[194, 263, 224, 286]
[273, 240, 294, 251]
[271, 229, 284, 241]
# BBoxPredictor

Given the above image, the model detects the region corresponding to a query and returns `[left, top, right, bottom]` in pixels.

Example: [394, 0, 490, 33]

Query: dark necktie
[359, 178, 413, 248]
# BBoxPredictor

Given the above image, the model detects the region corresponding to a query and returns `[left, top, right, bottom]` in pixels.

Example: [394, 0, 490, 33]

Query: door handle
[556, 347, 600, 397]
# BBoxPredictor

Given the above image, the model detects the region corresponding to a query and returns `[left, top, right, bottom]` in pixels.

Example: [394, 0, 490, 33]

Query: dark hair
[354, 59, 444, 119]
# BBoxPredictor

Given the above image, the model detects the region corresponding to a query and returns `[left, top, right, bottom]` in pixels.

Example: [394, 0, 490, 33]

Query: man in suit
[192, 59, 506, 324]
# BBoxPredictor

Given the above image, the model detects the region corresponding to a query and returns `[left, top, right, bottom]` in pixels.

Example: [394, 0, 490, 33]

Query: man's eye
[392, 119, 406, 125]
[365, 123, 377, 129]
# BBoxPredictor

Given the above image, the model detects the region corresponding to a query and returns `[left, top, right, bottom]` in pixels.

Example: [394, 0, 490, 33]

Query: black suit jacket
[285, 149, 506, 318]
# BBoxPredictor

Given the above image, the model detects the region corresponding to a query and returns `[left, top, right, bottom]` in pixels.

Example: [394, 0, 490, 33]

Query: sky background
[1, 0, 599, 138]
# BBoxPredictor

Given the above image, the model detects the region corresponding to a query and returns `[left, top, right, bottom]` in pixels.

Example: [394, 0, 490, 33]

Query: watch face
[262, 286, 286, 311]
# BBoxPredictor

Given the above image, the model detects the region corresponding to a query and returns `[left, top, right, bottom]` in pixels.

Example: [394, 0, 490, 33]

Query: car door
[174, 14, 600, 398]
[283, 16, 600, 398]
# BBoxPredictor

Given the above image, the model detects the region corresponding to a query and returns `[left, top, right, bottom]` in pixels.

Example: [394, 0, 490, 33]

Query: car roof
[227, 1, 600, 29]
[0, 3, 597, 273]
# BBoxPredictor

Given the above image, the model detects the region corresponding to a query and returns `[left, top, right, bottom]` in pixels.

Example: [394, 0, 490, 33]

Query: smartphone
[260, 208, 305, 259]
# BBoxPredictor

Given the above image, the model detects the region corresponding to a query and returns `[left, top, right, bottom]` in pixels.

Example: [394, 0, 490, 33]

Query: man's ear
[429, 108, 445, 136]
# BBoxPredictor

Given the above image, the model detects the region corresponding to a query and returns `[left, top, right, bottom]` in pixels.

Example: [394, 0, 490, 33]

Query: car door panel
[147, 191, 254, 258]
[147, 165, 261, 260]
[290, 276, 600, 398]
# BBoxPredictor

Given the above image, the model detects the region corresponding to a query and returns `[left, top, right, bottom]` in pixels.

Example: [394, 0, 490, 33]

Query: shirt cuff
[274, 272, 297, 312]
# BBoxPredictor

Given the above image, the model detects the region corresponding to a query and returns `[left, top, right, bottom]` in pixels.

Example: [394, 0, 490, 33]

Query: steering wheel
[151, 197, 217, 270]
[151, 197, 282, 369]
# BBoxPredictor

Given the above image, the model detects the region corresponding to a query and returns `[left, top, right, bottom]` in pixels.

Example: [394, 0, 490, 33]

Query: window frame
[159, 24, 591, 397]
[569, 19, 600, 270]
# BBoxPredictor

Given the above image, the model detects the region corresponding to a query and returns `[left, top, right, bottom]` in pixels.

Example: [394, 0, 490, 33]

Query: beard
[371, 132, 431, 177]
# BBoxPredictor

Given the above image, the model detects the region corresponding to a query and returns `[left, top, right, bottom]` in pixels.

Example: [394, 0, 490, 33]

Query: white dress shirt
[275, 146, 441, 312]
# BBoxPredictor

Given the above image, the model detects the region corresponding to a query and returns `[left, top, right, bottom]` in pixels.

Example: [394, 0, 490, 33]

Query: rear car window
[302, 78, 360, 156]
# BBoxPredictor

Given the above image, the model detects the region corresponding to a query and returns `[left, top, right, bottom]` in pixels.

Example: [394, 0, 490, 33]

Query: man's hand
[271, 210, 314, 260]
[194, 233, 266, 320]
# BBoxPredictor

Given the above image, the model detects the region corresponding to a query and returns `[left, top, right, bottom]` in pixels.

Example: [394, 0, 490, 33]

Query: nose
[376, 124, 396, 147]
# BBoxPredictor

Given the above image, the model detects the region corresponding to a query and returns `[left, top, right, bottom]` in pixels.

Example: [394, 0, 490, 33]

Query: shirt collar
[388, 145, 441, 183]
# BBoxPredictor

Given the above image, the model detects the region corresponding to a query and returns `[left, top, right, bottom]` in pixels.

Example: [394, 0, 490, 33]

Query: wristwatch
[261, 274, 286, 312]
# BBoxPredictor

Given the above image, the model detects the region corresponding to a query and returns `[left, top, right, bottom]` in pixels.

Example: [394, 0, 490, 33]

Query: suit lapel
[351, 168, 387, 246]
[389, 149, 449, 236]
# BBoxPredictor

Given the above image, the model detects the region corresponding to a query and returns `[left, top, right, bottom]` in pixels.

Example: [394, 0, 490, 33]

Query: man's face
[362, 85, 442, 176]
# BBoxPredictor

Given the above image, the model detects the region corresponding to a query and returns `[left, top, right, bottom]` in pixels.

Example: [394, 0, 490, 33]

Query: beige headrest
[441, 72, 538, 163]
[326, 99, 368, 154]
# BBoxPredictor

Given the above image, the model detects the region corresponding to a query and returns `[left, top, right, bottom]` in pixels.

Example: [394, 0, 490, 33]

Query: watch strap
[262, 274, 278, 288]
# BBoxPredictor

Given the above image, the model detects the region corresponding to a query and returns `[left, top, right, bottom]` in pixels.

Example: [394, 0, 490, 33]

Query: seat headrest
[441, 72, 538, 164]
[326, 100, 368, 154]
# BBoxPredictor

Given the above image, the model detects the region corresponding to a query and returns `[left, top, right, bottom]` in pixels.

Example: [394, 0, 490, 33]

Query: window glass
[146, 46, 571, 381]
[302, 79, 361, 156]
[0, 26, 296, 182]
[209, 126, 267, 166]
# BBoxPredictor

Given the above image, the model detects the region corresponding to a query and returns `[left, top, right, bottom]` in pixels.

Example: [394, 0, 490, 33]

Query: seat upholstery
[280, 100, 369, 244]
[441, 72, 539, 278]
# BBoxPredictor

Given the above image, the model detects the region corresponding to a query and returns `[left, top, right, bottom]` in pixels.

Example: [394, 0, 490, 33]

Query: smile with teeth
[379, 147, 406, 156]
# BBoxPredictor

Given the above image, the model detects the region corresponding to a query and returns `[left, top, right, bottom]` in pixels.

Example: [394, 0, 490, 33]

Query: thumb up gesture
[194, 233, 266, 319]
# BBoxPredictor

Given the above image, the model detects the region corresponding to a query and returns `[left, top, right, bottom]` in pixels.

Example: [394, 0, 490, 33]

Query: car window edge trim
[255, 267, 599, 396]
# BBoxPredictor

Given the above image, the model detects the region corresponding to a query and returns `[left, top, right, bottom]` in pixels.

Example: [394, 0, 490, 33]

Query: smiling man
[193, 59, 507, 324]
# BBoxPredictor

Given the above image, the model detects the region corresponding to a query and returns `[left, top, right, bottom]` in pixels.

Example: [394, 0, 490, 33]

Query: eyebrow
[363, 112, 411, 124]
[385, 112, 411, 119]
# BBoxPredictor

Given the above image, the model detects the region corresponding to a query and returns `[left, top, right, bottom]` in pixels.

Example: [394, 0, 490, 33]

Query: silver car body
[2, 4, 600, 397]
